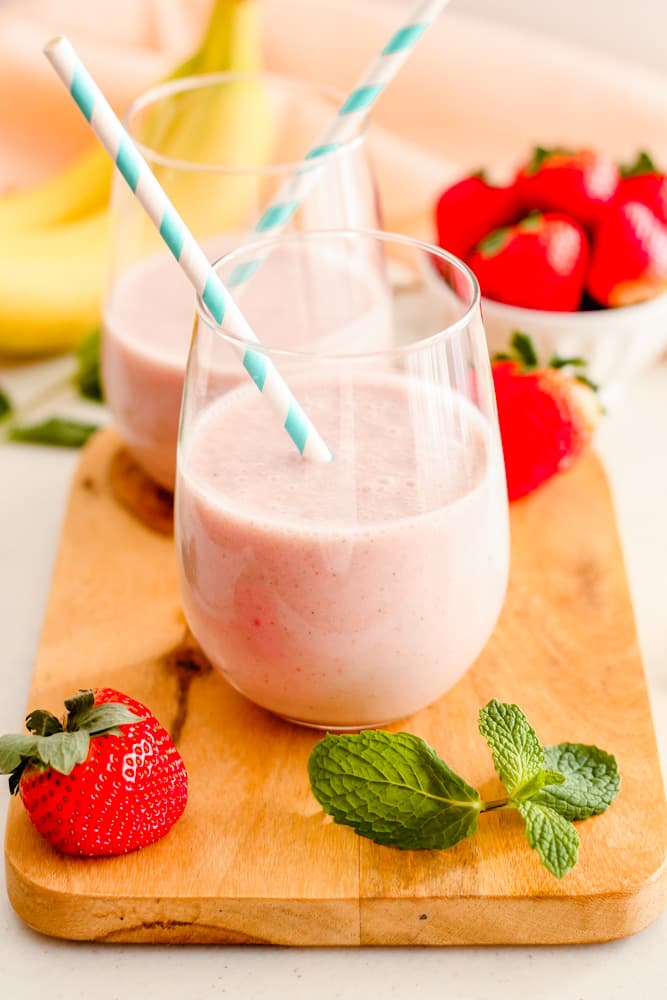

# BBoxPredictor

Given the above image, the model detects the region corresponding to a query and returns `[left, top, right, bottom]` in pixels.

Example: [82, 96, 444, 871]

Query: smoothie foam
[103, 242, 391, 489]
[176, 372, 509, 728]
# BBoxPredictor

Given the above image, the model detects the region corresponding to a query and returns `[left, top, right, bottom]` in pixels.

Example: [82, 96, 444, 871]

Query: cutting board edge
[7, 824, 666, 946]
[4, 846, 362, 945]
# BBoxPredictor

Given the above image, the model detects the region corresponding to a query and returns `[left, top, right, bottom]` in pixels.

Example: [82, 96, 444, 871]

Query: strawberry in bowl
[467, 211, 589, 312]
[431, 147, 667, 403]
[0, 688, 188, 856]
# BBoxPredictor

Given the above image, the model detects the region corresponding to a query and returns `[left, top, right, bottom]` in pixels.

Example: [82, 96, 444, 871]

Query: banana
[0, 0, 263, 235]
[0, 146, 112, 233]
[138, 0, 274, 238]
[0, 0, 270, 356]
[0, 212, 109, 356]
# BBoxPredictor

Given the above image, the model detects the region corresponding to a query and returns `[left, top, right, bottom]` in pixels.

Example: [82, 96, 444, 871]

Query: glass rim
[123, 71, 368, 175]
[194, 229, 481, 363]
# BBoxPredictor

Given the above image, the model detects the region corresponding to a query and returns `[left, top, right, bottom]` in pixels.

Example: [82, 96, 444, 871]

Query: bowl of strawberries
[432, 147, 667, 405]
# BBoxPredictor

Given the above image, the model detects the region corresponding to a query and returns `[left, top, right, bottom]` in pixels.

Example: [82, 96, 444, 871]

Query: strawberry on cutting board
[435, 173, 519, 260]
[0, 688, 188, 856]
[516, 146, 619, 231]
[492, 333, 601, 501]
[467, 212, 590, 311]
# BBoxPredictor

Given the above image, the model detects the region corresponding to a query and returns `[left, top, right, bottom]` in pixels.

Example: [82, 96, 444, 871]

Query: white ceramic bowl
[481, 293, 667, 406]
[421, 256, 667, 407]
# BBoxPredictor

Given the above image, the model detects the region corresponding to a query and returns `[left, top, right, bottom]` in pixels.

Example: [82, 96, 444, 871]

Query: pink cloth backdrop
[2, 0, 667, 238]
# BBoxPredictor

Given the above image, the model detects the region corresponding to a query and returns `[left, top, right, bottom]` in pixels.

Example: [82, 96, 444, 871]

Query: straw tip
[43, 35, 66, 55]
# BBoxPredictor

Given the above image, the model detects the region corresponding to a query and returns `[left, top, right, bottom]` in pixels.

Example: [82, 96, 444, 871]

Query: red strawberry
[0, 688, 187, 856]
[492, 333, 601, 500]
[516, 147, 619, 230]
[586, 200, 667, 306]
[468, 212, 589, 311]
[616, 151, 667, 225]
[435, 173, 519, 260]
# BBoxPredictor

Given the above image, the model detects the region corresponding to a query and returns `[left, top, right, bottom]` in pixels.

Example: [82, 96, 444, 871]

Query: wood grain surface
[4, 428, 667, 945]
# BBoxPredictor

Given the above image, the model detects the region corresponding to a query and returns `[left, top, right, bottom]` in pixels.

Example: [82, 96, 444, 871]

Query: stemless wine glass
[102, 73, 380, 491]
[175, 230, 510, 730]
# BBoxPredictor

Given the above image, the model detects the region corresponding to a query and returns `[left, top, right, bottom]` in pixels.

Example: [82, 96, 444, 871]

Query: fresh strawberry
[586, 200, 667, 306]
[516, 147, 619, 230]
[435, 173, 519, 260]
[467, 212, 589, 311]
[492, 333, 601, 500]
[0, 688, 187, 856]
[616, 151, 667, 224]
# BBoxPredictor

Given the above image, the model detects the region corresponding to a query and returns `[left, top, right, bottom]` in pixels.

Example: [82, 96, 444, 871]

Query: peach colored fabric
[2, 0, 667, 237]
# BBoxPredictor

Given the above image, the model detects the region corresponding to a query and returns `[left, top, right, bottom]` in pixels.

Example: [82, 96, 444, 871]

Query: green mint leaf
[533, 743, 621, 820]
[9, 417, 99, 448]
[0, 388, 13, 420]
[0, 734, 41, 773]
[511, 768, 565, 803]
[34, 730, 90, 775]
[74, 703, 143, 735]
[478, 700, 544, 800]
[25, 710, 63, 737]
[510, 331, 538, 368]
[517, 799, 580, 878]
[73, 328, 104, 402]
[308, 731, 481, 850]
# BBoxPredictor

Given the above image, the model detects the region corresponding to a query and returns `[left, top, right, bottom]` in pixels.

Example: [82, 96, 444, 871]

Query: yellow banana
[0, 0, 264, 236]
[137, 0, 274, 238]
[0, 212, 109, 357]
[0, 146, 112, 232]
[0, 0, 270, 356]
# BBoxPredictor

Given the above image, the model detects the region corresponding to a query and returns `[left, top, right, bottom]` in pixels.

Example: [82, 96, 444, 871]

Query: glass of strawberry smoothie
[102, 74, 381, 491]
[175, 230, 510, 730]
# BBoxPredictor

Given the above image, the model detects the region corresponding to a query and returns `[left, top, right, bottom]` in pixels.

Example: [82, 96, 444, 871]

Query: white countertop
[0, 353, 666, 997]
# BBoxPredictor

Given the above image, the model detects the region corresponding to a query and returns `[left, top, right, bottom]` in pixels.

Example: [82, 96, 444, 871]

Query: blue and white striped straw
[44, 35, 333, 463]
[228, 0, 449, 290]
[44, 3, 446, 458]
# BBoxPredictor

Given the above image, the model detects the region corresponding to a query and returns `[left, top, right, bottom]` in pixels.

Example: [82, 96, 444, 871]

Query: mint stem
[480, 797, 510, 812]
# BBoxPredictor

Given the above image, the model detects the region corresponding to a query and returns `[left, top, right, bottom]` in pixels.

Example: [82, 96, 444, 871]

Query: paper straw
[44, 36, 332, 463]
[228, 0, 449, 289]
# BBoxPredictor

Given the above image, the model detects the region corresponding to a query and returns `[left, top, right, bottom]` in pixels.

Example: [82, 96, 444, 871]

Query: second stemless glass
[175, 230, 510, 730]
[102, 73, 380, 490]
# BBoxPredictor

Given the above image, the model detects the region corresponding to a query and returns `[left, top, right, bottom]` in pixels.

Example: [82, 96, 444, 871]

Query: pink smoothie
[102, 244, 391, 490]
[176, 373, 509, 728]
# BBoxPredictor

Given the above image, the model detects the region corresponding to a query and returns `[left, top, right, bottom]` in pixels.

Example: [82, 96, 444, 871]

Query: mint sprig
[308, 700, 620, 879]
[308, 731, 481, 850]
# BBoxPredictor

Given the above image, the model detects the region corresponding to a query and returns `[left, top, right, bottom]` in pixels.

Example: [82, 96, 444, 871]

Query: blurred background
[418, 0, 666, 72]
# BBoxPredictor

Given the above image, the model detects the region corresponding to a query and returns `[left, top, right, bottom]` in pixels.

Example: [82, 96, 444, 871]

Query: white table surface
[2, 2, 667, 995]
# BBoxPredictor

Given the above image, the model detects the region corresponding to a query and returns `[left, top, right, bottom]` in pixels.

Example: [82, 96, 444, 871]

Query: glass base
[275, 711, 409, 733]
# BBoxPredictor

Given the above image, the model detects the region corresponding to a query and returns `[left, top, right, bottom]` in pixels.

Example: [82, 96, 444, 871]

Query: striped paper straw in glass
[228, 0, 449, 289]
[44, 36, 332, 463]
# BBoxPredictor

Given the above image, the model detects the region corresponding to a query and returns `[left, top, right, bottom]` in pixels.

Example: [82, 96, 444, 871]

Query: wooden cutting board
[5, 428, 667, 945]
